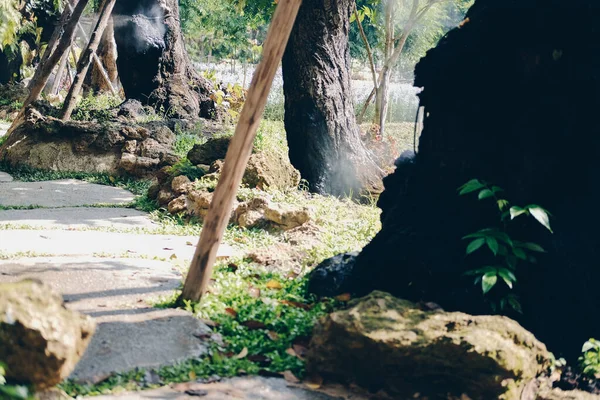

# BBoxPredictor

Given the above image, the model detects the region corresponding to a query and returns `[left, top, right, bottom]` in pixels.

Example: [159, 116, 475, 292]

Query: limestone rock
[119, 153, 160, 174]
[263, 203, 310, 230]
[307, 291, 552, 400]
[171, 175, 192, 194]
[243, 152, 301, 190]
[187, 137, 231, 165]
[157, 188, 176, 206]
[0, 280, 95, 389]
[167, 196, 187, 214]
[234, 197, 269, 228]
[186, 190, 237, 222]
[536, 388, 600, 400]
[122, 140, 137, 154]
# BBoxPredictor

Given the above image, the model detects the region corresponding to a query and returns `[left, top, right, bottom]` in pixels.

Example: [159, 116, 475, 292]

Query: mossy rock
[307, 291, 552, 399]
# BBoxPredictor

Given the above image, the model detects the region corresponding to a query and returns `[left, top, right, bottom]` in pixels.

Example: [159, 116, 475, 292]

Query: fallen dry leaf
[280, 300, 312, 310]
[188, 370, 197, 381]
[169, 254, 178, 260]
[285, 348, 297, 357]
[283, 370, 300, 383]
[292, 344, 308, 359]
[242, 320, 266, 330]
[233, 347, 248, 359]
[266, 280, 283, 289]
[186, 241, 194, 246]
[335, 293, 351, 302]
[224, 308, 238, 318]
[266, 331, 279, 341]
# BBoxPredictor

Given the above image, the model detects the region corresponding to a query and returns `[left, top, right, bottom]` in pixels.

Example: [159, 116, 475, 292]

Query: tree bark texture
[347, 0, 600, 361]
[112, 0, 215, 119]
[84, 18, 119, 94]
[282, 0, 383, 197]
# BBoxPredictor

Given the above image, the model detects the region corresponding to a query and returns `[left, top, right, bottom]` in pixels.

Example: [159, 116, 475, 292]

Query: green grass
[59, 259, 343, 397]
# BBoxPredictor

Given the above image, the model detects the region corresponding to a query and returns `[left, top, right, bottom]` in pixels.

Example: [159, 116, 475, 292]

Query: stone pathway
[0, 173, 231, 384]
[0, 171, 357, 399]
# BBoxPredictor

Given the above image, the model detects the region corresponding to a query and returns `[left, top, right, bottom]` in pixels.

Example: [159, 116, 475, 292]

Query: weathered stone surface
[0, 108, 178, 177]
[307, 252, 359, 297]
[157, 188, 176, 206]
[307, 291, 552, 400]
[243, 152, 301, 190]
[263, 203, 310, 230]
[186, 190, 237, 222]
[0, 171, 14, 182]
[167, 196, 187, 214]
[187, 137, 230, 165]
[0, 179, 135, 208]
[171, 175, 191, 194]
[536, 388, 600, 400]
[0, 280, 95, 389]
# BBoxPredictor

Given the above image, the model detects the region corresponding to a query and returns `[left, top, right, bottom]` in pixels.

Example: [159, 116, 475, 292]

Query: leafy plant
[580, 339, 600, 379]
[459, 179, 553, 312]
[71, 93, 121, 122]
[0, 362, 30, 400]
[168, 159, 206, 181]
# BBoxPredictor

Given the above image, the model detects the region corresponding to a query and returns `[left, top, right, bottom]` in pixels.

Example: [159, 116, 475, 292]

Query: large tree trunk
[112, 0, 215, 119]
[317, 0, 600, 361]
[282, 0, 383, 197]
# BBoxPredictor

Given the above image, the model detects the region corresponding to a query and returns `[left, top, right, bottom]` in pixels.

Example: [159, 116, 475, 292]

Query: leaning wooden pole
[180, 0, 302, 303]
[61, 0, 117, 121]
[4, 0, 89, 139]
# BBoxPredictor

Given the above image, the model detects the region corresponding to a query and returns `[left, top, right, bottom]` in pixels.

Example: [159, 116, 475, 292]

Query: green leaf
[464, 266, 497, 276]
[510, 206, 528, 220]
[582, 340, 598, 353]
[498, 268, 516, 288]
[466, 238, 485, 255]
[507, 295, 523, 313]
[519, 242, 546, 253]
[491, 186, 504, 194]
[486, 237, 499, 256]
[528, 207, 553, 233]
[478, 189, 494, 200]
[482, 272, 497, 294]
[497, 199, 510, 211]
[513, 247, 527, 260]
[458, 179, 485, 195]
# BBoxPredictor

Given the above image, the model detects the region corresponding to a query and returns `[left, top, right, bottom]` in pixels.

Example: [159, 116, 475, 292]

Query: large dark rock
[188, 137, 231, 166]
[307, 291, 552, 399]
[337, 0, 600, 361]
[307, 252, 358, 297]
[0, 280, 95, 389]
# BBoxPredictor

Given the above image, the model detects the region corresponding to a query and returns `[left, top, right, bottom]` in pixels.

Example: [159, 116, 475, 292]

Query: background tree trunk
[112, 0, 215, 119]
[282, 0, 383, 197]
[84, 19, 119, 94]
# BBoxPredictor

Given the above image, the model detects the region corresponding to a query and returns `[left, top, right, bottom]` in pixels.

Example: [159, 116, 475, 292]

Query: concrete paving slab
[0, 229, 236, 260]
[0, 207, 157, 230]
[0, 171, 13, 182]
[0, 179, 135, 207]
[89, 377, 358, 399]
[0, 257, 211, 381]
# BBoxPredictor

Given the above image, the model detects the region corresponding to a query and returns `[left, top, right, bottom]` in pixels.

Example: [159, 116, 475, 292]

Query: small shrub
[168, 159, 206, 181]
[580, 339, 600, 379]
[71, 93, 121, 122]
[459, 179, 553, 313]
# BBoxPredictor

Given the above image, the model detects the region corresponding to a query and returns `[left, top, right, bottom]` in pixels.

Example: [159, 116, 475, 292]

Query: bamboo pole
[180, 0, 302, 303]
[50, 48, 71, 95]
[61, 0, 117, 121]
[65, 0, 118, 96]
[5, 0, 89, 138]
